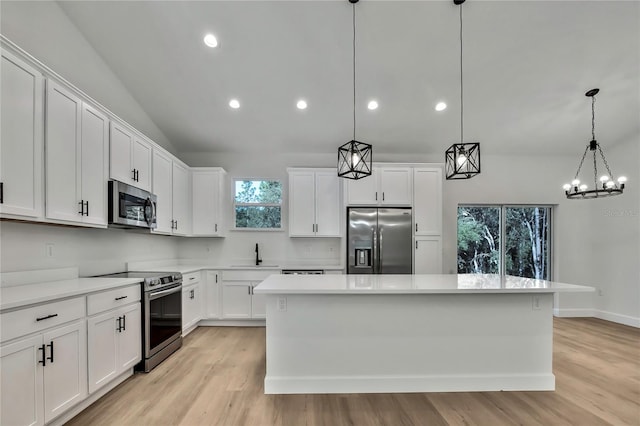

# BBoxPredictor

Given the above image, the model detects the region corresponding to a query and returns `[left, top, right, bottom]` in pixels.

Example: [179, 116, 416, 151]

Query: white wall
[0, 221, 179, 278]
[0, 0, 177, 155]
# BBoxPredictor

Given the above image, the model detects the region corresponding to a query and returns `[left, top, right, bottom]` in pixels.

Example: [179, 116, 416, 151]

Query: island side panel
[264, 293, 554, 394]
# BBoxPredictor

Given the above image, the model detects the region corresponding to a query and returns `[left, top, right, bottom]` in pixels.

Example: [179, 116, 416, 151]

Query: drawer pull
[38, 344, 46, 366]
[47, 341, 54, 363]
[36, 313, 58, 322]
[115, 296, 128, 301]
[189, 277, 195, 280]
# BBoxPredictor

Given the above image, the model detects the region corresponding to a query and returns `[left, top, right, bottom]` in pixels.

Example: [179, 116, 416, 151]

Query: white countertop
[126, 264, 342, 274]
[253, 274, 595, 294]
[1, 277, 143, 311]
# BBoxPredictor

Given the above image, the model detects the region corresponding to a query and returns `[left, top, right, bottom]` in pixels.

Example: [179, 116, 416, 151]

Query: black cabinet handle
[1, 182, 4, 204]
[132, 169, 136, 181]
[78, 200, 84, 215]
[116, 316, 122, 332]
[84, 201, 89, 216]
[416, 241, 418, 249]
[122, 314, 126, 331]
[189, 277, 195, 281]
[38, 344, 46, 366]
[115, 295, 128, 301]
[375, 192, 378, 201]
[382, 192, 385, 201]
[215, 274, 218, 283]
[47, 341, 54, 363]
[36, 314, 58, 322]
[175, 220, 178, 230]
[215, 223, 218, 232]
[190, 289, 195, 299]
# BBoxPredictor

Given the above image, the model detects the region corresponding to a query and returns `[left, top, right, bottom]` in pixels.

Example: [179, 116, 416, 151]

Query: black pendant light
[445, 0, 480, 180]
[338, 0, 372, 180]
[563, 89, 626, 199]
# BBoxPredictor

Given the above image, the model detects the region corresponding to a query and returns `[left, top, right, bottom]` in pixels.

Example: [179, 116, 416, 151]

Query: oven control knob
[149, 278, 160, 287]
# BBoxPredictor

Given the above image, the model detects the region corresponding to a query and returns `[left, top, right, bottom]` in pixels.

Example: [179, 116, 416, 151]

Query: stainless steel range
[99, 271, 183, 372]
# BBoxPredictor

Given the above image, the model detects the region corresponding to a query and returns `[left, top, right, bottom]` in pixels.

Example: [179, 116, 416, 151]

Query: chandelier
[563, 89, 626, 199]
[338, 0, 372, 180]
[445, 0, 480, 180]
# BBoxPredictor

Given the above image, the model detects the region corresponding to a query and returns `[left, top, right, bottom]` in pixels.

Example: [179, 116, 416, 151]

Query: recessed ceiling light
[367, 100, 379, 110]
[204, 34, 218, 48]
[296, 100, 308, 110]
[229, 99, 240, 109]
[435, 102, 447, 111]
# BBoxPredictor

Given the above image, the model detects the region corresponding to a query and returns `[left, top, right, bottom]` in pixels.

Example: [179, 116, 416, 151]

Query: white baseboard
[199, 319, 266, 327]
[264, 374, 556, 394]
[594, 310, 640, 328]
[553, 308, 594, 317]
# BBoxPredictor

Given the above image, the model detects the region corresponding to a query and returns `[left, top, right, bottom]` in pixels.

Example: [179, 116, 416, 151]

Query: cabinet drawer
[182, 271, 201, 285]
[222, 270, 278, 281]
[87, 285, 141, 316]
[1, 297, 85, 343]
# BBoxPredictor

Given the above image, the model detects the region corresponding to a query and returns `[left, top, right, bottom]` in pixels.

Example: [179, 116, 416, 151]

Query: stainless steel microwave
[108, 180, 157, 229]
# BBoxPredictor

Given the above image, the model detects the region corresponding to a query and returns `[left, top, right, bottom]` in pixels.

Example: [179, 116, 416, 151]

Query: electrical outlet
[45, 243, 55, 258]
[277, 297, 287, 312]
[532, 295, 541, 310]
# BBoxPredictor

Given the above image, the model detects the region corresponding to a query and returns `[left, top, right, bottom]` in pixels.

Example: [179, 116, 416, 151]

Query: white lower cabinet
[87, 303, 141, 394]
[0, 320, 87, 426]
[221, 283, 265, 319]
[205, 271, 221, 319]
[182, 281, 203, 335]
[414, 237, 442, 274]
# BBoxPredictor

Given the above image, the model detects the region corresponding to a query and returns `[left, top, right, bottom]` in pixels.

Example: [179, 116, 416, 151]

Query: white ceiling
[57, 0, 639, 157]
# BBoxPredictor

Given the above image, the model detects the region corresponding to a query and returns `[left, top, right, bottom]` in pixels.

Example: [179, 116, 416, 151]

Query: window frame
[457, 204, 553, 280]
[231, 177, 284, 231]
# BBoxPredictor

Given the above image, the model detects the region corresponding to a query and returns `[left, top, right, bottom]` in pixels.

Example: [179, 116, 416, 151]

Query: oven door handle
[148, 284, 182, 301]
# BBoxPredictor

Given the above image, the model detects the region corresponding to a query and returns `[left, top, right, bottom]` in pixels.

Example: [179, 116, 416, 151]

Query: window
[457, 205, 552, 279]
[233, 179, 282, 229]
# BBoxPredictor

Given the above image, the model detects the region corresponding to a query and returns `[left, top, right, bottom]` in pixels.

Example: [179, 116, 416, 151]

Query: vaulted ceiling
[57, 0, 639, 157]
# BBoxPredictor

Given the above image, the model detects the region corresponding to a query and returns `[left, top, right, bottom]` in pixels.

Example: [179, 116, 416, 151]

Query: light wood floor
[67, 318, 640, 426]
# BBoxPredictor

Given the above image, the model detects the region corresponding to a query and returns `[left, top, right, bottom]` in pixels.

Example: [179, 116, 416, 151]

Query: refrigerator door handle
[372, 227, 377, 273]
[378, 227, 383, 274]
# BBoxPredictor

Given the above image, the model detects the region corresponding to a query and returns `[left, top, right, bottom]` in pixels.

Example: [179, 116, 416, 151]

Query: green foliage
[457, 206, 500, 274]
[234, 180, 282, 228]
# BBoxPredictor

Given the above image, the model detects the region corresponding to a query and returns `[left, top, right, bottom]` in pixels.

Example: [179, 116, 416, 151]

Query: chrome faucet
[255, 243, 262, 266]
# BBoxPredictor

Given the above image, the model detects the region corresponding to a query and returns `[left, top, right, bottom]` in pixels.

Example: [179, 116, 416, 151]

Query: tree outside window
[457, 205, 551, 280]
[234, 180, 282, 229]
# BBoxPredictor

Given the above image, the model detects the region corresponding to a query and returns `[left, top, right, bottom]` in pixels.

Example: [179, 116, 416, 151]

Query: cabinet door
[117, 303, 141, 371]
[414, 237, 442, 274]
[315, 171, 341, 236]
[380, 167, 412, 205]
[0, 50, 44, 218]
[45, 80, 82, 223]
[87, 311, 118, 394]
[192, 171, 221, 235]
[289, 171, 315, 236]
[109, 121, 134, 185]
[222, 283, 252, 319]
[251, 285, 266, 319]
[205, 271, 221, 319]
[182, 285, 199, 332]
[42, 320, 87, 423]
[132, 137, 152, 192]
[413, 168, 442, 236]
[0, 334, 44, 426]
[345, 173, 377, 205]
[80, 103, 109, 226]
[172, 162, 191, 235]
[152, 149, 173, 234]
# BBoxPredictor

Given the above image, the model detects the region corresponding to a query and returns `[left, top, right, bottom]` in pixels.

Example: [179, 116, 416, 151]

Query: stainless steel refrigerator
[347, 207, 413, 274]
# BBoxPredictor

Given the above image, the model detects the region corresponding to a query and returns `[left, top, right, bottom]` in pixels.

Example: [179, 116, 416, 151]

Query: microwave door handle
[144, 197, 155, 226]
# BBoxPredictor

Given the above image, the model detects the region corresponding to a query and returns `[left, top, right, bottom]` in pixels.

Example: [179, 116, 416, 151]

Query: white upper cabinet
[289, 168, 341, 237]
[345, 165, 412, 206]
[0, 49, 44, 218]
[171, 161, 191, 236]
[45, 80, 108, 226]
[413, 167, 442, 236]
[152, 149, 191, 236]
[109, 121, 152, 192]
[152, 149, 173, 234]
[192, 168, 227, 237]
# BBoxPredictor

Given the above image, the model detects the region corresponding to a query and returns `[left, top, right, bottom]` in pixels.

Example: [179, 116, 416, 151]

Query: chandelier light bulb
[617, 176, 627, 184]
[456, 154, 468, 167]
[599, 175, 610, 182]
[605, 180, 616, 189]
[352, 152, 360, 166]
[579, 184, 588, 191]
[571, 179, 580, 186]
[563, 184, 572, 191]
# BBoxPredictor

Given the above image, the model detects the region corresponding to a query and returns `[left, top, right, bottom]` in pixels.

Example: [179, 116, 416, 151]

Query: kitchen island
[253, 274, 594, 394]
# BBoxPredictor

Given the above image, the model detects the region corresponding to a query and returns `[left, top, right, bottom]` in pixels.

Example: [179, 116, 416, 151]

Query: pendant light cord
[591, 95, 596, 141]
[353, 2, 356, 141]
[459, 3, 464, 144]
